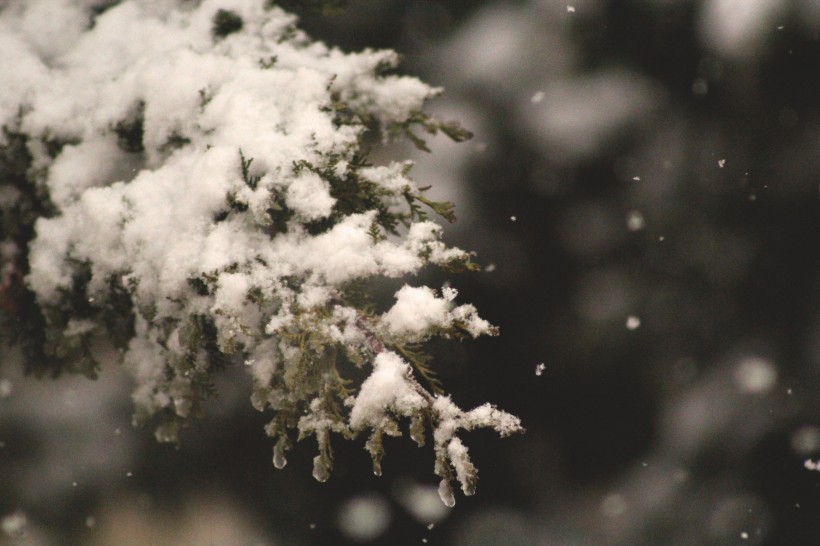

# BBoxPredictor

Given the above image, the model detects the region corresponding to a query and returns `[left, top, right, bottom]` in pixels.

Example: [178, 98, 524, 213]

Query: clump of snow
[286, 171, 336, 221]
[349, 351, 426, 430]
[380, 285, 494, 342]
[360, 161, 416, 194]
[381, 286, 452, 339]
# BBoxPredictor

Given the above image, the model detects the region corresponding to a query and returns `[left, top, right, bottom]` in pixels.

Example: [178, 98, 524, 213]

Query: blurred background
[2, 0, 819, 544]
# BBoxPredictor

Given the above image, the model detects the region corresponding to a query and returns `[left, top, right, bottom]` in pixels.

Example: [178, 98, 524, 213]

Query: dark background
[2, 1, 819, 544]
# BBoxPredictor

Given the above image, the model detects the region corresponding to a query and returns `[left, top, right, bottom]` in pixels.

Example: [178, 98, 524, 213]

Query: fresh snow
[0, 0, 522, 503]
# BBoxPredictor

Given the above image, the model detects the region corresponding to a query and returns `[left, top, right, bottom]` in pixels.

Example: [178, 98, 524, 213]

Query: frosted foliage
[0, 0, 521, 502]
[380, 285, 494, 342]
[351, 352, 422, 425]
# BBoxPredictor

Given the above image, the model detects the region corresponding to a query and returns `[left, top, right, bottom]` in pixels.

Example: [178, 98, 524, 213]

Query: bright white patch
[349, 351, 425, 430]
[286, 171, 336, 220]
[337, 494, 391, 542]
[382, 286, 451, 339]
[699, 0, 787, 59]
[733, 356, 777, 394]
[626, 210, 645, 231]
[1, 511, 27, 537]
[394, 481, 450, 524]
[381, 285, 493, 342]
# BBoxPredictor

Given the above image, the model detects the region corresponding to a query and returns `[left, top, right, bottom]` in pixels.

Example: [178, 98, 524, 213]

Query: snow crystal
[626, 316, 641, 330]
[535, 363, 545, 376]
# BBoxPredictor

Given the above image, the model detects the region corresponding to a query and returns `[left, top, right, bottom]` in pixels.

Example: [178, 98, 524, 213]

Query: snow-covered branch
[0, 0, 521, 504]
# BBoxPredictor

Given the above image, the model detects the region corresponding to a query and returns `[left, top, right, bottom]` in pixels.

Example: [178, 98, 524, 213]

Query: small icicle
[372, 459, 383, 477]
[410, 417, 426, 447]
[273, 444, 287, 469]
[312, 455, 330, 482]
[437, 479, 456, 508]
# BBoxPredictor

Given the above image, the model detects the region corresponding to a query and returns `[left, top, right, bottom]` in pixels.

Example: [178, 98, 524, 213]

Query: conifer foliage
[0, 0, 521, 504]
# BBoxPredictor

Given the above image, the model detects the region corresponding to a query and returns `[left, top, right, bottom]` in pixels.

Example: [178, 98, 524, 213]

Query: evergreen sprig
[0, 0, 522, 505]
